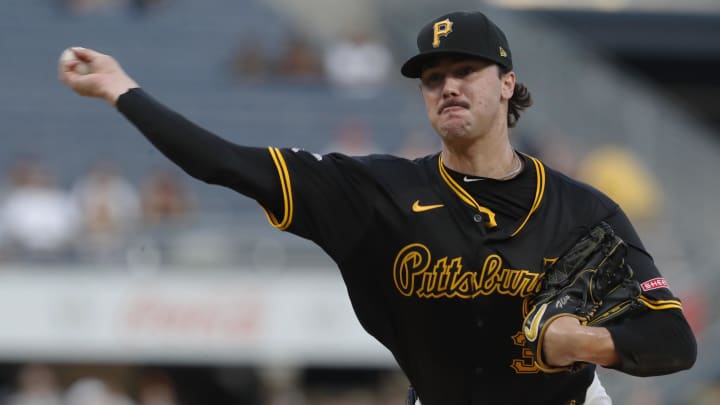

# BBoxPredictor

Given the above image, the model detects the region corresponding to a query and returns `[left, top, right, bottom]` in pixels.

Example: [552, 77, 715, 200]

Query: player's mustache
[438, 100, 470, 113]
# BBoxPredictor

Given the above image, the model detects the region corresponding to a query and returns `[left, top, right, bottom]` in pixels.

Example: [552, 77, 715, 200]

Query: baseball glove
[522, 222, 643, 373]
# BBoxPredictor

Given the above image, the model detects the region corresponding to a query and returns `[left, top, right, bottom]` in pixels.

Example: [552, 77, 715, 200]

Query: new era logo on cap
[401, 11, 513, 78]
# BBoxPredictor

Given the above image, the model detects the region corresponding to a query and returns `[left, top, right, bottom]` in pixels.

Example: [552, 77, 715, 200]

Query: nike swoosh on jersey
[412, 200, 445, 213]
[463, 176, 484, 182]
[523, 303, 548, 342]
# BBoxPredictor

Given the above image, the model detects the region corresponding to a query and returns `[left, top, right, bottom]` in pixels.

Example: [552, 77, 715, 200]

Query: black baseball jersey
[117, 89, 696, 405]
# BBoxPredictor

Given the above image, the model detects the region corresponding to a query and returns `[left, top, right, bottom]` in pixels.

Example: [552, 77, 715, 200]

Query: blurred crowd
[0, 159, 195, 266]
[56, 0, 169, 16]
[0, 363, 409, 405]
[229, 28, 394, 99]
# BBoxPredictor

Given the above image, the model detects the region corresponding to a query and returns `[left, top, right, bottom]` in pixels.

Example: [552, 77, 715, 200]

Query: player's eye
[421, 72, 444, 88]
[453, 65, 477, 78]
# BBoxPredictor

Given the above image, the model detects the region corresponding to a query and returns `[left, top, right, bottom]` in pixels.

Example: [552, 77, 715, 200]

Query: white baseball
[60, 48, 90, 75]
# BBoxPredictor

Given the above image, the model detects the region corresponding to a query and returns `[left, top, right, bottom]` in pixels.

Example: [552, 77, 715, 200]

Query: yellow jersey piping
[510, 154, 546, 237]
[638, 295, 683, 311]
[263, 147, 294, 230]
[438, 155, 497, 227]
[437, 153, 546, 236]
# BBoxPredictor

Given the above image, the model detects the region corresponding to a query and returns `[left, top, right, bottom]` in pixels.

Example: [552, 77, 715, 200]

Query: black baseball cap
[401, 11, 513, 78]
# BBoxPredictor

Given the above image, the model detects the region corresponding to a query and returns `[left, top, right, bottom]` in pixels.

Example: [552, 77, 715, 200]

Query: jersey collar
[437, 152, 546, 237]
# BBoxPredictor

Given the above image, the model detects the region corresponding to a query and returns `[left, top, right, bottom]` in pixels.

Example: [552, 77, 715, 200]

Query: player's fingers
[58, 59, 81, 77]
[69, 46, 100, 63]
[58, 59, 74, 81]
[59, 68, 83, 90]
[59, 66, 100, 98]
[59, 47, 91, 77]
[58, 56, 88, 82]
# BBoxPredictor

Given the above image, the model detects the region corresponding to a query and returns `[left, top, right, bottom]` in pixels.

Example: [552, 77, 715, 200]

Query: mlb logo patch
[641, 277, 669, 292]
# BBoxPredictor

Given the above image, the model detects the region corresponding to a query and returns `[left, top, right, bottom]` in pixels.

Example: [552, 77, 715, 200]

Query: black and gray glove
[523, 222, 644, 372]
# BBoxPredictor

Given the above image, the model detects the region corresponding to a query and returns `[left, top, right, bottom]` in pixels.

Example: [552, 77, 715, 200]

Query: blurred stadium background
[1, 0, 719, 403]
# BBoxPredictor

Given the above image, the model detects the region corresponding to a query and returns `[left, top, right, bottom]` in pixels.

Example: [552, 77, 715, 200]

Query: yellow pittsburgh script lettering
[393, 244, 432, 297]
[393, 244, 542, 299]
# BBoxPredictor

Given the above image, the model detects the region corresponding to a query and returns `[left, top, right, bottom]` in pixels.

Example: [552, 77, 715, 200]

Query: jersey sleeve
[601, 209, 697, 375]
[263, 148, 380, 260]
[116, 88, 285, 215]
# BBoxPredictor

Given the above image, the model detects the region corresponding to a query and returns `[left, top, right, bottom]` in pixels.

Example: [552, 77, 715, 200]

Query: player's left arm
[542, 210, 697, 375]
[598, 209, 697, 376]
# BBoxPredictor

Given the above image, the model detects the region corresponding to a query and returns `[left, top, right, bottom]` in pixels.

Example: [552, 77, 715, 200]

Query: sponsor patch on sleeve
[641, 277, 669, 292]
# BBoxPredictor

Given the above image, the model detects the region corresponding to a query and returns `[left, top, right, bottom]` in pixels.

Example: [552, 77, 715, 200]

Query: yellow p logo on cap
[432, 19, 453, 48]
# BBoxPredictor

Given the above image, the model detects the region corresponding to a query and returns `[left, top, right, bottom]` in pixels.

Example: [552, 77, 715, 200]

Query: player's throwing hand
[58, 47, 139, 106]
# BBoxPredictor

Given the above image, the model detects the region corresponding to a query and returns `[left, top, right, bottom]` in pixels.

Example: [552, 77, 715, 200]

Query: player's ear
[500, 70, 516, 100]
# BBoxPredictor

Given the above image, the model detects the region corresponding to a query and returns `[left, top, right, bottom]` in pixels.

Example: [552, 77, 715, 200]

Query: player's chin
[438, 121, 472, 140]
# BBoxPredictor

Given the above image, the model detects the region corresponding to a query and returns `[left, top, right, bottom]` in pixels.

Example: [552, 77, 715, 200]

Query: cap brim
[400, 49, 509, 78]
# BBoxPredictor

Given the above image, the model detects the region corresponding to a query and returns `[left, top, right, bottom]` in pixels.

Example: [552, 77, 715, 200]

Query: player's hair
[499, 67, 533, 128]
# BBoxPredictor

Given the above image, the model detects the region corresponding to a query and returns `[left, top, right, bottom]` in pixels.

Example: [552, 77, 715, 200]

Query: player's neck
[441, 137, 519, 180]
